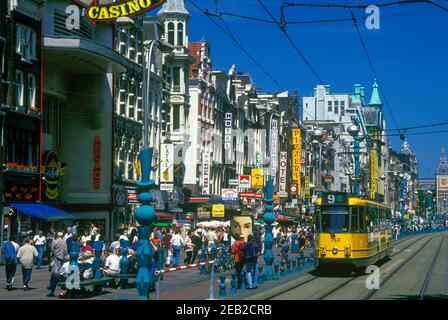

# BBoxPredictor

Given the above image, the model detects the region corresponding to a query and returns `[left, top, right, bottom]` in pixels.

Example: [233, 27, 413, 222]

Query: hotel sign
[279, 151, 287, 197]
[77, 0, 166, 23]
[202, 153, 210, 195]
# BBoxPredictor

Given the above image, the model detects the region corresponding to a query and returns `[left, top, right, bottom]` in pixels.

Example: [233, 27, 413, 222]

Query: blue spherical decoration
[263, 212, 276, 224]
[139, 192, 153, 203]
[135, 205, 156, 226]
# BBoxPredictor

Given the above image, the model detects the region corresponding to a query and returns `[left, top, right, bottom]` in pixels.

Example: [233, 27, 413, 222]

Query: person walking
[162, 229, 172, 266]
[47, 231, 68, 294]
[170, 229, 184, 267]
[244, 235, 260, 289]
[33, 230, 46, 269]
[299, 231, 307, 257]
[17, 239, 38, 290]
[2, 239, 19, 291]
[46, 228, 56, 263]
[191, 230, 202, 264]
[231, 234, 246, 289]
[280, 234, 290, 264]
[183, 231, 194, 265]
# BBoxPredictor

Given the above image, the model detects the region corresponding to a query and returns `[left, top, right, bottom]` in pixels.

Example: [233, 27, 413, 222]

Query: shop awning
[10, 203, 78, 221]
[156, 212, 175, 221]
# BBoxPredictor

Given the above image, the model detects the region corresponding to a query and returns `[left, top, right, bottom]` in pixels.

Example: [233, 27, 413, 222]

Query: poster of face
[230, 216, 254, 242]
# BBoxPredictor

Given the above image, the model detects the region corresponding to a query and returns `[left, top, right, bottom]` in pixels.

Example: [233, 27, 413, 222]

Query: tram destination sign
[322, 192, 348, 206]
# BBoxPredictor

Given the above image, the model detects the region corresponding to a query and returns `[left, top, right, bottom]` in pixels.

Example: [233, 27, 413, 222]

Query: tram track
[419, 235, 445, 300]
[361, 234, 442, 300]
[264, 232, 433, 300]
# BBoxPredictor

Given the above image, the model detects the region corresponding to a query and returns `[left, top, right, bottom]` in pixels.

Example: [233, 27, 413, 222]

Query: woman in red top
[231, 234, 246, 289]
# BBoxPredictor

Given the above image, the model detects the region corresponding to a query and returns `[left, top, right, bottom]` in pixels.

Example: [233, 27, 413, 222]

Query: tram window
[350, 207, 360, 232]
[321, 206, 349, 233]
[359, 206, 368, 232]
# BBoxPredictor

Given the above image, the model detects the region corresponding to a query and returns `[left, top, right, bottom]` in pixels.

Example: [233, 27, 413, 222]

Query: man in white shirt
[206, 228, 217, 251]
[103, 248, 121, 276]
[33, 230, 46, 269]
[170, 230, 184, 267]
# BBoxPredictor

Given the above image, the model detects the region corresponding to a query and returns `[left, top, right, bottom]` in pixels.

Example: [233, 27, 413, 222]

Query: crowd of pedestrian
[2, 220, 315, 297]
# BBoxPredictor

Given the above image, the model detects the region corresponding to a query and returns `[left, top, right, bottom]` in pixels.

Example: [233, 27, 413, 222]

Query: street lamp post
[347, 124, 361, 196]
[443, 198, 446, 230]
[143, 40, 161, 149]
[428, 190, 433, 232]
[263, 179, 275, 280]
[398, 173, 406, 233]
[312, 128, 323, 193]
[134, 148, 156, 300]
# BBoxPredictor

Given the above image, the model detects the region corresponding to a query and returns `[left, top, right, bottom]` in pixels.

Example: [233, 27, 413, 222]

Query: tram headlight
[332, 247, 338, 255]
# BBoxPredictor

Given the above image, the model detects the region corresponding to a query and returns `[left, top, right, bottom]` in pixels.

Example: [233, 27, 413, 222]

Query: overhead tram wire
[281, 0, 448, 12]
[187, 0, 285, 91]
[342, 0, 404, 140]
[256, 0, 344, 109]
[385, 121, 448, 132]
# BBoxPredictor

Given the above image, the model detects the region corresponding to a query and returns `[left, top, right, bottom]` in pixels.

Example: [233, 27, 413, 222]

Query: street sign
[229, 179, 239, 186]
[127, 188, 139, 205]
[290, 183, 297, 196]
[212, 204, 225, 218]
[222, 188, 238, 201]
[160, 183, 174, 192]
[240, 192, 263, 199]
[113, 190, 127, 207]
[239, 175, 251, 189]
[251, 169, 263, 188]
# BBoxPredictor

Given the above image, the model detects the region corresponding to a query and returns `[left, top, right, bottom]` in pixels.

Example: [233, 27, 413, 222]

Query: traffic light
[8, 207, 14, 216]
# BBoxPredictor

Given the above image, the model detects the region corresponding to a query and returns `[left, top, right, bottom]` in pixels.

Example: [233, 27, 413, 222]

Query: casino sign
[74, 0, 166, 23]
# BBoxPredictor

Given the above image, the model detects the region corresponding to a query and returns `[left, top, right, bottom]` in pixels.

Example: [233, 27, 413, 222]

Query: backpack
[244, 242, 257, 260]
[3, 242, 17, 261]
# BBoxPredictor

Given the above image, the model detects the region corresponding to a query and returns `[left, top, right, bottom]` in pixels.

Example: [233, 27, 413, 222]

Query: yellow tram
[314, 192, 393, 270]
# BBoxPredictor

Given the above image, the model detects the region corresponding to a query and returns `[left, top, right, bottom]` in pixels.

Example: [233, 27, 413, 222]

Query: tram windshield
[320, 206, 349, 233]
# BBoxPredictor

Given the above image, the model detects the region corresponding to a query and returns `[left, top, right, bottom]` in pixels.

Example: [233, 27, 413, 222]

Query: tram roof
[315, 197, 391, 210]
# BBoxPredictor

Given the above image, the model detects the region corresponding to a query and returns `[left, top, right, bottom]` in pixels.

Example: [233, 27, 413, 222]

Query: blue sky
[154, 0, 448, 177]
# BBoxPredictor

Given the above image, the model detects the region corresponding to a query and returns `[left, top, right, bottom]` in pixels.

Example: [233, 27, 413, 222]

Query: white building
[157, 0, 193, 170]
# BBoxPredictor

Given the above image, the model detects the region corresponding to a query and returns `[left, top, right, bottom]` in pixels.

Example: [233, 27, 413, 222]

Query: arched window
[177, 22, 184, 46]
[167, 22, 175, 45]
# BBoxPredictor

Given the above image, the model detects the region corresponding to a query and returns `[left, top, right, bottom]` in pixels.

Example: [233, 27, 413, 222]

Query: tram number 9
[327, 194, 335, 204]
